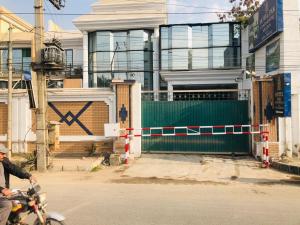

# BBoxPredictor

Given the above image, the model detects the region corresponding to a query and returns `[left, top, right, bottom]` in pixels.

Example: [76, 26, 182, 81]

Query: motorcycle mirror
[34, 185, 41, 192]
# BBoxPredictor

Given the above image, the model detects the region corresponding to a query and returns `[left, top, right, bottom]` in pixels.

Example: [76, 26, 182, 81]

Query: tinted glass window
[172, 49, 188, 70]
[113, 32, 127, 51]
[96, 32, 111, 51]
[160, 23, 241, 71]
[96, 73, 111, 87]
[192, 49, 208, 69]
[212, 47, 240, 69]
[13, 49, 22, 71]
[192, 26, 208, 48]
[65, 49, 73, 68]
[114, 52, 127, 71]
[88, 30, 154, 90]
[95, 52, 111, 71]
[129, 51, 144, 71]
[161, 50, 169, 70]
[212, 24, 230, 47]
[172, 26, 189, 48]
[161, 27, 169, 49]
[129, 30, 144, 50]
[0, 50, 8, 71]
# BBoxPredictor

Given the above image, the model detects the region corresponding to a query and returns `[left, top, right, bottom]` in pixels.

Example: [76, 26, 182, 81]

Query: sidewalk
[122, 154, 291, 185]
[272, 157, 300, 176]
[49, 157, 102, 171]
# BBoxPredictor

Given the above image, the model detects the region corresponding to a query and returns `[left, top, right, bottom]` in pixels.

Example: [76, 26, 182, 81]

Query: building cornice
[73, 17, 166, 32]
[47, 88, 114, 102]
[0, 7, 33, 32]
[73, 0, 167, 32]
[161, 69, 243, 84]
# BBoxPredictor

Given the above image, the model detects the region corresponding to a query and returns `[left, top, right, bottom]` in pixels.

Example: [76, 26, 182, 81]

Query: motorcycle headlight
[38, 193, 47, 204]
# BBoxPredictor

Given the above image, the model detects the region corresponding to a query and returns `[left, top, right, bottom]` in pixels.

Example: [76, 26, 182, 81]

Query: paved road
[11, 155, 300, 225]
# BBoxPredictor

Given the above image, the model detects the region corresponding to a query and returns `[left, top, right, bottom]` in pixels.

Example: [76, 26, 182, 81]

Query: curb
[49, 158, 103, 172]
[271, 161, 300, 176]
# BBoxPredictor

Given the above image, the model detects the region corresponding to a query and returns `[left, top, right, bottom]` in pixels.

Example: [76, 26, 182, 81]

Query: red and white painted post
[261, 132, 270, 168]
[124, 134, 130, 164]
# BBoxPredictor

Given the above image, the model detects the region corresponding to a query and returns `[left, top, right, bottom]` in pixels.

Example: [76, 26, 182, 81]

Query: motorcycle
[6, 182, 65, 225]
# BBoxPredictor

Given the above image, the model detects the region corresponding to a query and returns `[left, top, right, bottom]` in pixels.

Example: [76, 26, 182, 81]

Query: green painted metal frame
[142, 100, 250, 153]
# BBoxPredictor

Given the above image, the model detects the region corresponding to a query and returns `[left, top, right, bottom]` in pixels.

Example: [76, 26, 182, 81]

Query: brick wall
[58, 141, 112, 153]
[116, 84, 130, 129]
[29, 101, 110, 154]
[253, 81, 280, 159]
[252, 80, 278, 142]
[47, 101, 109, 136]
[0, 103, 7, 135]
[27, 140, 113, 155]
[27, 142, 36, 153]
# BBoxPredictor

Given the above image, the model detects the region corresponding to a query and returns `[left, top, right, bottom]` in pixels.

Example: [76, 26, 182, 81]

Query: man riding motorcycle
[0, 144, 36, 225]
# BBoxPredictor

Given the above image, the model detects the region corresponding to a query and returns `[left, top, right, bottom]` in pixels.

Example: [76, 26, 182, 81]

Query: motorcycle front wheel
[34, 218, 65, 225]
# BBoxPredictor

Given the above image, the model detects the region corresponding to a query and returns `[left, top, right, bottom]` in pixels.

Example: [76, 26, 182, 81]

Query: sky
[0, 0, 232, 30]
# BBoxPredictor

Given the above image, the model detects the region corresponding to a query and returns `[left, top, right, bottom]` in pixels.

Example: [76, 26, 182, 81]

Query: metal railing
[142, 89, 250, 101]
[0, 70, 23, 78]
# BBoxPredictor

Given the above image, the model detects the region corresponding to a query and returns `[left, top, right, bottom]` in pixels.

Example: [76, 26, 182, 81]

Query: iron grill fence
[142, 89, 250, 101]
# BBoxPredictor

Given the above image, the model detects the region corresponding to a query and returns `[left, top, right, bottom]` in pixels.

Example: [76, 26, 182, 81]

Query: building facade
[159, 22, 242, 92]
[2, 0, 299, 158]
[72, 1, 245, 95]
[241, 0, 300, 158]
[0, 7, 34, 88]
[73, 0, 167, 91]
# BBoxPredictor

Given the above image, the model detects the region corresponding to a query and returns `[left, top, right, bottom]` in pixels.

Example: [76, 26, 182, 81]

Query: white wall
[0, 88, 116, 153]
[282, 0, 300, 156]
[247, 0, 300, 157]
[0, 91, 34, 153]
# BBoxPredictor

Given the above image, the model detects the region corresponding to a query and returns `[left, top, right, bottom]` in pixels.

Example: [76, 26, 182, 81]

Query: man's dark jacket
[0, 157, 31, 193]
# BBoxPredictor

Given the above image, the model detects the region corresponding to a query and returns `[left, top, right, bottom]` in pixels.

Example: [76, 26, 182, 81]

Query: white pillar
[285, 117, 293, 157]
[291, 94, 300, 157]
[279, 117, 293, 158]
[168, 82, 173, 101]
[82, 31, 89, 88]
[130, 83, 142, 157]
[153, 28, 160, 100]
[278, 117, 285, 157]
[11, 94, 31, 153]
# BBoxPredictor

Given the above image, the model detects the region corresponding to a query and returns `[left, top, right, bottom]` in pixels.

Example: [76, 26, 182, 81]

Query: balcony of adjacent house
[0, 68, 23, 79]
[64, 64, 83, 79]
[62, 64, 83, 89]
[0, 69, 25, 91]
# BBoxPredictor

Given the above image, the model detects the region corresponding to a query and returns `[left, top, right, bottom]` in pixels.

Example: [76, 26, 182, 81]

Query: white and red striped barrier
[120, 124, 269, 167]
[261, 133, 270, 168]
[124, 135, 130, 164]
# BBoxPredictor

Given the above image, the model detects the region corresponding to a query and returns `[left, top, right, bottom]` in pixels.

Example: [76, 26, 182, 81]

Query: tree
[218, 0, 260, 26]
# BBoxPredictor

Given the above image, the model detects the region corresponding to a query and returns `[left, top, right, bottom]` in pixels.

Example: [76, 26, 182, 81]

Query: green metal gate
[142, 100, 250, 154]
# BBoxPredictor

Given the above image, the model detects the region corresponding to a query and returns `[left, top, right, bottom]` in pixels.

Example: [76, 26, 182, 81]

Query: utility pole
[7, 24, 13, 159]
[35, 0, 47, 172]
[34, 0, 65, 172]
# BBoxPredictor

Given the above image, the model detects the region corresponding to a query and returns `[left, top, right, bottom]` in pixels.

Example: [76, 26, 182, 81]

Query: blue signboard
[248, 0, 283, 53]
[273, 73, 291, 117]
[23, 70, 32, 81]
